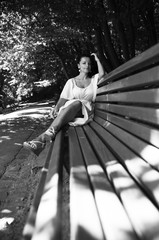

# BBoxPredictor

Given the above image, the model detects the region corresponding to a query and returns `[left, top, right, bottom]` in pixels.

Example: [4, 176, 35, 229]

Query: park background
[0, 0, 159, 110]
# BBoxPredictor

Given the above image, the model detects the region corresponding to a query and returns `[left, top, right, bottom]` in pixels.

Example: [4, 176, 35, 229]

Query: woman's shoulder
[91, 73, 99, 84]
[65, 78, 75, 85]
[91, 73, 99, 79]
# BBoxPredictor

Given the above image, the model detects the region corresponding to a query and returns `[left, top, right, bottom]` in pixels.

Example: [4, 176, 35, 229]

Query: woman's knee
[70, 101, 82, 111]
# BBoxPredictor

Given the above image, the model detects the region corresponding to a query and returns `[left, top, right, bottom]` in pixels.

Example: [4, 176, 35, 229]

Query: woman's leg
[35, 100, 82, 142]
[23, 101, 82, 155]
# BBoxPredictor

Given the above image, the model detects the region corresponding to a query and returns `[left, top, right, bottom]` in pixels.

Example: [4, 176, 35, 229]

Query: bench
[22, 43, 159, 240]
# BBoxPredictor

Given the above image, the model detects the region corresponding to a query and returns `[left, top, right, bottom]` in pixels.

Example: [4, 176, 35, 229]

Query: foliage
[0, 0, 159, 104]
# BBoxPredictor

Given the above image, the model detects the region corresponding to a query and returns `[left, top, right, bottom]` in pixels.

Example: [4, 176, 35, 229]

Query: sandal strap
[28, 141, 43, 149]
[48, 127, 55, 135]
[45, 127, 56, 137]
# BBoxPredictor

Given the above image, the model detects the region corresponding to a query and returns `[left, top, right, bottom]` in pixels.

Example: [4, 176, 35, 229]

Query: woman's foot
[23, 140, 46, 156]
[44, 127, 56, 141]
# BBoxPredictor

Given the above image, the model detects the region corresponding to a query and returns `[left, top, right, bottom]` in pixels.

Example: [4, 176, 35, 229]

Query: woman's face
[78, 57, 91, 74]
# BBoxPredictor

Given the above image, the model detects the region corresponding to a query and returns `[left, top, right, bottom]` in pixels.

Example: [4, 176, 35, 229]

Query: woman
[23, 53, 105, 155]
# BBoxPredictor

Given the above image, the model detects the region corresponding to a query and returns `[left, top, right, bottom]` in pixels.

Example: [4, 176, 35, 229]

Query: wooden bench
[23, 43, 159, 240]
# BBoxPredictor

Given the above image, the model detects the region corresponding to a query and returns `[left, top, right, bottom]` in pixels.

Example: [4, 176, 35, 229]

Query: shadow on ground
[0, 101, 55, 240]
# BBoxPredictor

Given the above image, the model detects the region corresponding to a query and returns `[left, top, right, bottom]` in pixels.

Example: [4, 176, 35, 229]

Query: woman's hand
[91, 53, 99, 62]
[91, 52, 105, 80]
[49, 106, 58, 119]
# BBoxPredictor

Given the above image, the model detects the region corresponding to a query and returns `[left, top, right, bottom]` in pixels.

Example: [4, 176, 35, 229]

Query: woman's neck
[77, 73, 88, 80]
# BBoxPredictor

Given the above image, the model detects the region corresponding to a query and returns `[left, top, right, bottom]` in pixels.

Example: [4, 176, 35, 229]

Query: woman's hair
[76, 52, 98, 76]
[76, 53, 91, 64]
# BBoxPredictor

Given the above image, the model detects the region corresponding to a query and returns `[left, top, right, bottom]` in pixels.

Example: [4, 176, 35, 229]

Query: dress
[58, 73, 99, 126]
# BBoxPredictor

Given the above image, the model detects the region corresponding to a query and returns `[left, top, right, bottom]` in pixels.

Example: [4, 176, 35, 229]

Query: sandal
[23, 140, 46, 156]
[44, 127, 56, 141]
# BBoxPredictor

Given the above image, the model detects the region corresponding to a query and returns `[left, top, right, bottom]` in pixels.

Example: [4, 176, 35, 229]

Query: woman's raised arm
[91, 53, 105, 80]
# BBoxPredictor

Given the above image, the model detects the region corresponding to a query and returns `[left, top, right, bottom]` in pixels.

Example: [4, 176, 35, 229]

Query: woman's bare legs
[23, 101, 82, 155]
[35, 100, 82, 142]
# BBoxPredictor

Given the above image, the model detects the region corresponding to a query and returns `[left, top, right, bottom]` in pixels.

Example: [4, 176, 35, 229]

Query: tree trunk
[127, 1, 136, 58]
[0, 70, 7, 96]
[107, 0, 130, 61]
[96, 0, 121, 69]
[94, 26, 113, 73]
[142, 4, 157, 47]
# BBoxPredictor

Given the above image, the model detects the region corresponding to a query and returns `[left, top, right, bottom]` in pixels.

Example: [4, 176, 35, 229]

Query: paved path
[0, 102, 54, 239]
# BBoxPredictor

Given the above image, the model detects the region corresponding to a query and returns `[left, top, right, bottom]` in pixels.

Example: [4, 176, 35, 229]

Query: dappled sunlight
[95, 188, 136, 239]
[0, 217, 14, 231]
[106, 161, 143, 198]
[0, 135, 11, 143]
[125, 156, 149, 176]
[83, 163, 137, 239]
[87, 164, 104, 175]
[106, 160, 159, 238]
[142, 169, 159, 182]
[0, 209, 14, 232]
[1, 136, 11, 140]
[14, 142, 22, 146]
[31, 173, 60, 239]
[0, 103, 53, 145]
[0, 106, 51, 122]
[140, 144, 159, 167]
[70, 166, 104, 240]
[141, 168, 159, 203]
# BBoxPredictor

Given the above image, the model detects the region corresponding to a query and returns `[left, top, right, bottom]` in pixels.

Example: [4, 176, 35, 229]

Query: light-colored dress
[58, 73, 99, 126]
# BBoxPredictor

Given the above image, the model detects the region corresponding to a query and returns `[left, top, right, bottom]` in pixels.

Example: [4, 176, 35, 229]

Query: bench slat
[97, 65, 159, 95]
[94, 111, 159, 149]
[31, 131, 64, 240]
[68, 127, 104, 240]
[22, 142, 54, 239]
[90, 121, 159, 207]
[106, 162, 159, 240]
[75, 126, 138, 240]
[95, 103, 159, 126]
[94, 115, 159, 170]
[98, 43, 159, 86]
[84, 123, 159, 240]
[96, 88, 159, 105]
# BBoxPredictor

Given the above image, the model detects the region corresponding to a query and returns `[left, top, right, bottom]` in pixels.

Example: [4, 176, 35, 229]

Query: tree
[0, 0, 158, 104]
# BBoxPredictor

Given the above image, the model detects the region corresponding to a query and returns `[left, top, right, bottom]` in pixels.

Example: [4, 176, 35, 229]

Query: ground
[0, 101, 58, 240]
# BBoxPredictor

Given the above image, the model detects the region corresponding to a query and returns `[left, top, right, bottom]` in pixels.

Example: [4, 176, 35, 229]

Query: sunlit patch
[141, 145, 159, 166]
[14, 143, 22, 146]
[0, 104, 52, 122]
[142, 169, 159, 182]
[1, 136, 11, 140]
[0, 217, 14, 231]
[1, 209, 12, 214]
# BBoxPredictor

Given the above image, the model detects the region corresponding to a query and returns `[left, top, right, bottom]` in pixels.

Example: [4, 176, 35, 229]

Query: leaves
[0, 0, 158, 104]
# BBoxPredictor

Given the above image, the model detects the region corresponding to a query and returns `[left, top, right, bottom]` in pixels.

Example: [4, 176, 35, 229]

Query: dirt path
[0, 102, 54, 240]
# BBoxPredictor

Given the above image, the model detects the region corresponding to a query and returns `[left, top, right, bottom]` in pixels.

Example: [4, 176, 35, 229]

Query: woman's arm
[91, 53, 105, 80]
[55, 98, 68, 111]
[50, 98, 68, 118]
[50, 79, 73, 118]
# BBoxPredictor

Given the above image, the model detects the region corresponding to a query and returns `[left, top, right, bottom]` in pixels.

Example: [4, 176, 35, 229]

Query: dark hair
[76, 52, 98, 77]
[76, 53, 91, 64]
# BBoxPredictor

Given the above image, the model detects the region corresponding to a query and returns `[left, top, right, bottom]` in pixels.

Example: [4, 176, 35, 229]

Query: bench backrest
[95, 43, 159, 156]
[93, 43, 159, 205]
